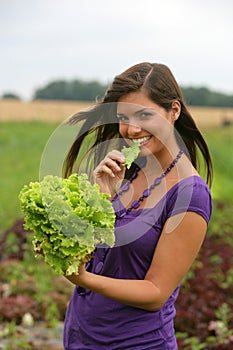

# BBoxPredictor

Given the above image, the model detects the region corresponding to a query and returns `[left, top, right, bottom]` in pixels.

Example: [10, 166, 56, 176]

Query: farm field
[0, 99, 92, 123]
[0, 100, 233, 349]
[1, 98, 233, 127]
[0, 99, 233, 230]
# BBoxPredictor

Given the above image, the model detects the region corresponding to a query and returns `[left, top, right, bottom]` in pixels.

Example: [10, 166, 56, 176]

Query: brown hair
[63, 62, 213, 186]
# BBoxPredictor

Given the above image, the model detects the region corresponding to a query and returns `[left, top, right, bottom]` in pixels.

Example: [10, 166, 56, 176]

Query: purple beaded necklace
[112, 149, 184, 218]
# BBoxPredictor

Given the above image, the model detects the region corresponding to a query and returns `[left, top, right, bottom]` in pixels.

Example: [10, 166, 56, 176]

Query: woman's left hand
[65, 261, 87, 286]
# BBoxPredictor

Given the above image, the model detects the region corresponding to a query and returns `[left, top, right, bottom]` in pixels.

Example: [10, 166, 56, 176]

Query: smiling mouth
[131, 136, 152, 145]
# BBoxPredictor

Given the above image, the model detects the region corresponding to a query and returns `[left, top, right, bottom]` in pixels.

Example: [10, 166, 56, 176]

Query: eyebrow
[134, 107, 151, 116]
[117, 107, 152, 117]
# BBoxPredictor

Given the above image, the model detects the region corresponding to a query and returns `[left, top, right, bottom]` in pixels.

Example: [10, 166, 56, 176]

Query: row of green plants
[1, 121, 233, 232]
[0, 121, 56, 231]
[176, 124, 233, 350]
[0, 121, 65, 349]
[0, 121, 233, 349]
[0, 121, 232, 231]
[176, 123, 233, 350]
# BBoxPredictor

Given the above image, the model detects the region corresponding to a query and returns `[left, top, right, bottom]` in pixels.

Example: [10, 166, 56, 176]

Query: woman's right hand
[93, 150, 126, 198]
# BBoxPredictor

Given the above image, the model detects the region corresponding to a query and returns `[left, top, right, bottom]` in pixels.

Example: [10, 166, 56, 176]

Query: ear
[171, 100, 181, 122]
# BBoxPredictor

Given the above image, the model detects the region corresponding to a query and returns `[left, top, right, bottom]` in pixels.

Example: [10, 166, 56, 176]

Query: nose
[127, 122, 142, 135]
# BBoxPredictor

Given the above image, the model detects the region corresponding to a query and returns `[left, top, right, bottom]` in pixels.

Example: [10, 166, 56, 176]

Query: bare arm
[65, 211, 207, 312]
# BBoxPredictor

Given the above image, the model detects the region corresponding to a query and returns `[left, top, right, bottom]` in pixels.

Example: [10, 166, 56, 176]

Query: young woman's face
[117, 91, 180, 156]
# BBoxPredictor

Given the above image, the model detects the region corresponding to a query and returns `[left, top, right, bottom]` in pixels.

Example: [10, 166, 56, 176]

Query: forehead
[117, 91, 160, 114]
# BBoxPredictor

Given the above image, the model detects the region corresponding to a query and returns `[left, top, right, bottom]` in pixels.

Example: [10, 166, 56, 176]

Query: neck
[144, 147, 181, 176]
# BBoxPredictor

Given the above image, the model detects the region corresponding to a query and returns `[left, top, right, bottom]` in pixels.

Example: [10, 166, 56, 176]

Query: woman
[63, 62, 212, 349]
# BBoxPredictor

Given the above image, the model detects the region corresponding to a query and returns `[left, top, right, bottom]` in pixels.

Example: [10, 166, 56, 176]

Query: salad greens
[19, 174, 115, 275]
[121, 140, 140, 169]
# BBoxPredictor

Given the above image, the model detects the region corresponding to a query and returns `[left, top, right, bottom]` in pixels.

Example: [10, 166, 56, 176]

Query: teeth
[132, 136, 151, 144]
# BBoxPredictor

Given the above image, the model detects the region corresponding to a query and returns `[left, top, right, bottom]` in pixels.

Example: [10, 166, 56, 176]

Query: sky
[1, 0, 232, 100]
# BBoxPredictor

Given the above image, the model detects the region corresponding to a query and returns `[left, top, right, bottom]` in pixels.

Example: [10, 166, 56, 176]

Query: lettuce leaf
[121, 140, 140, 169]
[19, 173, 115, 275]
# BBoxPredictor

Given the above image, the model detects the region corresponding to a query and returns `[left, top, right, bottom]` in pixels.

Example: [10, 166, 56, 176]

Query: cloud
[0, 0, 232, 99]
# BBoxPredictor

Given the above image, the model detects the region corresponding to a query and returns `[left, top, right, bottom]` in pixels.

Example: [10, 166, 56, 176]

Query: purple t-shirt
[64, 176, 212, 350]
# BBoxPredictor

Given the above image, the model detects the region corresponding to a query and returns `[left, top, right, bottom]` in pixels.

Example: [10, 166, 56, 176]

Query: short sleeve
[166, 176, 212, 224]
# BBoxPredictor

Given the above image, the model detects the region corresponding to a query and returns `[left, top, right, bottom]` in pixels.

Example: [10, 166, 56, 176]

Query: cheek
[143, 121, 160, 135]
[145, 125, 174, 147]
[147, 117, 173, 134]
[119, 124, 127, 136]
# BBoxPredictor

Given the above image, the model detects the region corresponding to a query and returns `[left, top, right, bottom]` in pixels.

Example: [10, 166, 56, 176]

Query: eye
[116, 114, 129, 123]
[139, 111, 154, 119]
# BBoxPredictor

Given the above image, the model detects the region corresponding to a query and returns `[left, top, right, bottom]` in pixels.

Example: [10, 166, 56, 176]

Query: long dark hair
[63, 62, 213, 186]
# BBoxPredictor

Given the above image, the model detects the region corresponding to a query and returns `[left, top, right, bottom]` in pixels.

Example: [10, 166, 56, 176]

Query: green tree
[181, 86, 233, 107]
[32, 79, 233, 106]
[33, 79, 107, 101]
[2, 92, 21, 100]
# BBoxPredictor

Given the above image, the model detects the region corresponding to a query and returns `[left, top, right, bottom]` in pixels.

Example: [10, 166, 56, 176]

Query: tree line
[2, 79, 233, 107]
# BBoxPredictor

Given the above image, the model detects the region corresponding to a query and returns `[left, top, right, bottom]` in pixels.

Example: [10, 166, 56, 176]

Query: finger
[95, 164, 116, 178]
[104, 158, 122, 172]
[107, 150, 126, 165]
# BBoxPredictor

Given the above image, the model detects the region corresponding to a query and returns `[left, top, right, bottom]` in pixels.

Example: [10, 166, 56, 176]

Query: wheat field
[1, 99, 233, 128]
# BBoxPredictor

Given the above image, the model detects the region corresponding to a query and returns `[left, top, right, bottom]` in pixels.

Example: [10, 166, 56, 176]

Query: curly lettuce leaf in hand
[19, 174, 115, 275]
[121, 140, 140, 169]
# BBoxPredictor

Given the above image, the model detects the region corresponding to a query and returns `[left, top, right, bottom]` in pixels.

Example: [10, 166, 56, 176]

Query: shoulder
[166, 176, 212, 224]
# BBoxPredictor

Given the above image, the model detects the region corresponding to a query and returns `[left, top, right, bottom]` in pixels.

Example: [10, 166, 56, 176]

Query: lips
[131, 136, 152, 145]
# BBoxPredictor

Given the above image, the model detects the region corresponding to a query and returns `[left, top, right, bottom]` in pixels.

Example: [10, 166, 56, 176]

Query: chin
[139, 147, 153, 157]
